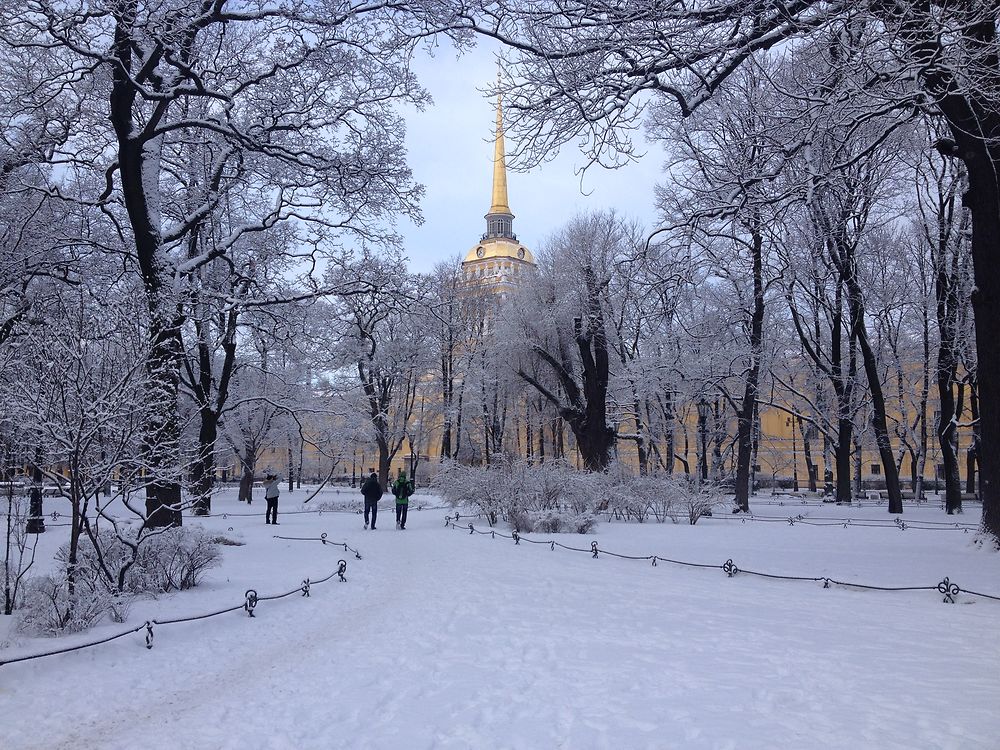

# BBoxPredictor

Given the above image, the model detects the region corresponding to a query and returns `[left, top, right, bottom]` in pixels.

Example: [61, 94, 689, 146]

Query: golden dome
[463, 237, 535, 266]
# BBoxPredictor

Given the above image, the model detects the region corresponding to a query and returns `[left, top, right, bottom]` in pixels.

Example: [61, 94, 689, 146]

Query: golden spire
[489, 86, 511, 216]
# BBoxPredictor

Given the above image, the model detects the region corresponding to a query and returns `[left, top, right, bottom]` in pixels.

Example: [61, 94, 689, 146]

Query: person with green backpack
[391, 470, 415, 529]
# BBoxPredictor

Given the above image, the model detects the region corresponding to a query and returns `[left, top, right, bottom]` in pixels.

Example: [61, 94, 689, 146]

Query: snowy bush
[599, 465, 671, 523]
[145, 528, 222, 592]
[18, 574, 111, 635]
[19, 526, 222, 635]
[657, 476, 725, 525]
[510, 508, 598, 534]
[432, 458, 729, 531]
[432, 457, 601, 533]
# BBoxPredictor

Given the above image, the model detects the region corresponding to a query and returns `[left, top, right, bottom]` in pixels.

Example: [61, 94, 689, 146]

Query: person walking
[264, 471, 281, 525]
[360, 469, 382, 530]
[391, 470, 414, 529]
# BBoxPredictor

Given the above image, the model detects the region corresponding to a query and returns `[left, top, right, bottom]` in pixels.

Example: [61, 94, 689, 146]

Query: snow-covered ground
[2, 488, 998, 750]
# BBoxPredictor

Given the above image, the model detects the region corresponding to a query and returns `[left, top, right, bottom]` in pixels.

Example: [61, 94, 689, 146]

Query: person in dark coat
[264, 471, 281, 525]
[391, 470, 415, 529]
[360, 469, 382, 530]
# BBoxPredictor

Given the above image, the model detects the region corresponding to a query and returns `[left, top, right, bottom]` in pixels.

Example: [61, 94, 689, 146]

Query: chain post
[937, 577, 959, 603]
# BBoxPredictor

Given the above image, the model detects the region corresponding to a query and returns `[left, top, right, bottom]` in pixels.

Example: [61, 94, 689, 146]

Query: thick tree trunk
[570, 415, 615, 472]
[937, 362, 964, 514]
[377, 437, 392, 491]
[191, 409, 217, 516]
[111, 26, 183, 529]
[142, 323, 184, 528]
[835, 418, 853, 504]
[964, 164, 998, 528]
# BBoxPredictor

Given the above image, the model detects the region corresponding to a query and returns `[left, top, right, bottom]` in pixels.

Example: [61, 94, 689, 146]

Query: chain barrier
[0, 541, 352, 669]
[272, 533, 362, 560]
[716, 513, 978, 532]
[445, 519, 1000, 606]
[444, 509, 978, 534]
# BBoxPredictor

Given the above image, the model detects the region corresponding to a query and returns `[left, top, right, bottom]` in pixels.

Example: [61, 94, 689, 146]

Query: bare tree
[463, 0, 1000, 540]
[914, 133, 976, 513]
[507, 212, 631, 471]
[3, 0, 440, 526]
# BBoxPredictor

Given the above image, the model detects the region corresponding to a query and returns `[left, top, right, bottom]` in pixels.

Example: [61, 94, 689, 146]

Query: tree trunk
[967, 378, 980, 497]
[937, 363, 964, 514]
[142, 322, 184, 528]
[800, 418, 817, 493]
[853, 310, 904, 513]
[734, 227, 765, 510]
[962, 145, 997, 533]
[377, 437, 392, 491]
[191, 408, 217, 516]
[238, 459, 255, 504]
[111, 31, 183, 529]
[835, 418, 853, 504]
[572, 415, 615, 472]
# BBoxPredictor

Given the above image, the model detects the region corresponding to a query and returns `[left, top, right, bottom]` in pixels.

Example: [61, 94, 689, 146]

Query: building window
[871, 464, 881, 475]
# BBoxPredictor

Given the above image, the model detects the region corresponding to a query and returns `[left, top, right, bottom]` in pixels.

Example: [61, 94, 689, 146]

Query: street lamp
[696, 398, 710, 482]
[351, 449, 357, 488]
[26, 446, 45, 535]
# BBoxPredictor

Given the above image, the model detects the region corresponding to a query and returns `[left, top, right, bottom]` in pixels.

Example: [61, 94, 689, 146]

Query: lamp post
[696, 398, 709, 482]
[351, 449, 356, 488]
[26, 446, 45, 535]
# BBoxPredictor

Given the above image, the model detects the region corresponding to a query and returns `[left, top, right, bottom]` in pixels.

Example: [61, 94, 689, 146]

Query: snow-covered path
[3, 494, 999, 749]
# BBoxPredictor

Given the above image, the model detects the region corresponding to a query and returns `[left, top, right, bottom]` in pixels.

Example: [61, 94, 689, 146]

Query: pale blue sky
[399, 43, 668, 272]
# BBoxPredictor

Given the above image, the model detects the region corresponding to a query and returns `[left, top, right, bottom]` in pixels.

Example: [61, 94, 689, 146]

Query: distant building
[461, 91, 536, 292]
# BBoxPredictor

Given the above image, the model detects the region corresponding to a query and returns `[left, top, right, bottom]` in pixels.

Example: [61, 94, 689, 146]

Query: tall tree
[508, 212, 628, 471]
[469, 0, 1000, 538]
[4, 0, 435, 525]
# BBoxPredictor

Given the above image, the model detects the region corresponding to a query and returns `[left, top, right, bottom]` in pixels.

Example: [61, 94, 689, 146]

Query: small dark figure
[264, 472, 280, 524]
[361, 469, 382, 530]
[391, 471, 415, 529]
